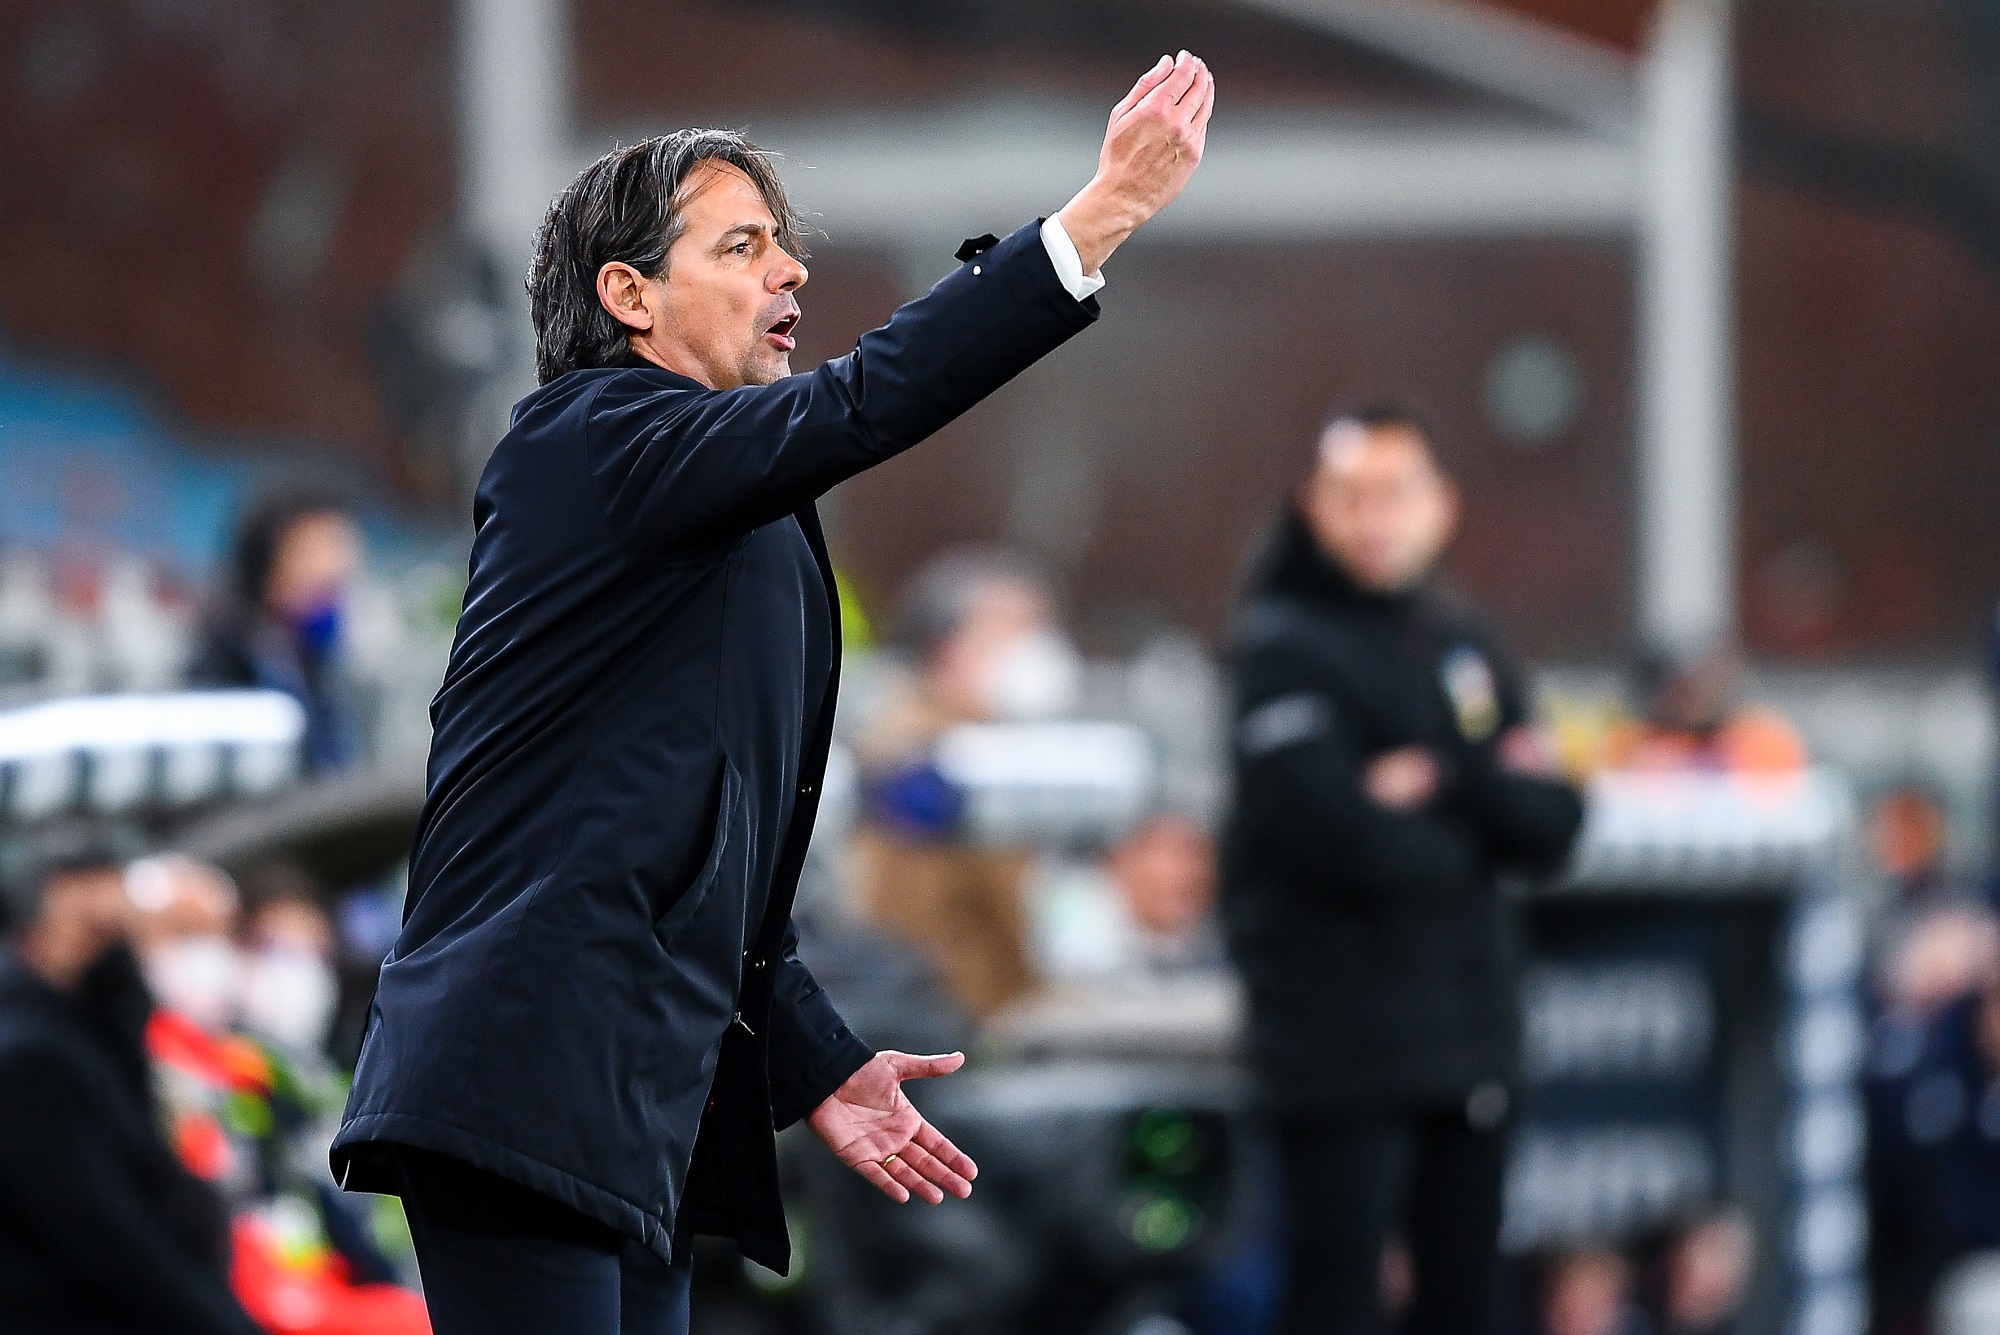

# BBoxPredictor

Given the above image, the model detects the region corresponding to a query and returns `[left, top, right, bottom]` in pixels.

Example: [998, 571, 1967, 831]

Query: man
[0, 826, 262, 1335]
[854, 547, 1082, 1017]
[332, 52, 1215, 1335]
[1221, 407, 1584, 1335]
[188, 484, 363, 775]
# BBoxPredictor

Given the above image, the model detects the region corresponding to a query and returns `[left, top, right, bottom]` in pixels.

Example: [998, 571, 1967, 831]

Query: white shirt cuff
[1040, 215, 1106, 302]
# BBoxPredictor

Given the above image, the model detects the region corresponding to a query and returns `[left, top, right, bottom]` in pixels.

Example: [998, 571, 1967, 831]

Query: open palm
[807, 1050, 978, 1205]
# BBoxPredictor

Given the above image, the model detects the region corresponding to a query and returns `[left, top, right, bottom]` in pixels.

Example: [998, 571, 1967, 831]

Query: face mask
[239, 947, 338, 1052]
[143, 935, 243, 1032]
[294, 600, 344, 659]
[978, 629, 1083, 721]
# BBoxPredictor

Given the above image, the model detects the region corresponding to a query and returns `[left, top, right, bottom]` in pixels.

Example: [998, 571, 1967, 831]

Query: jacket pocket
[654, 758, 743, 950]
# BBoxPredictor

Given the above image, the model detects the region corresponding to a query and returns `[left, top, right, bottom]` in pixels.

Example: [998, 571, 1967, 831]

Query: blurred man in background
[1606, 643, 1806, 777]
[854, 547, 1085, 1016]
[188, 485, 363, 776]
[0, 825, 261, 1335]
[1223, 406, 1584, 1335]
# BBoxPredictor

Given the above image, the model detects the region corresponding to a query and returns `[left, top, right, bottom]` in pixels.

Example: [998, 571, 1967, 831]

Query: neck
[625, 336, 718, 390]
[15, 934, 85, 992]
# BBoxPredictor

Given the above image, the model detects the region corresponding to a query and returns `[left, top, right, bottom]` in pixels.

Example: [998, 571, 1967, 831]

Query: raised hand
[807, 1050, 979, 1205]
[1058, 51, 1216, 275]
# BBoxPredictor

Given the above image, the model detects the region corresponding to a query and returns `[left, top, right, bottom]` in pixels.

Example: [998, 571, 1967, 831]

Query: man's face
[624, 160, 808, 390]
[1301, 423, 1458, 593]
[24, 867, 131, 989]
[266, 512, 360, 621]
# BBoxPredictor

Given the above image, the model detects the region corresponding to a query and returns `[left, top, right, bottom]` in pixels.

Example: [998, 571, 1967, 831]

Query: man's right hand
[1058, 51, 1215, 276]
[1364, 746, 1440, 812]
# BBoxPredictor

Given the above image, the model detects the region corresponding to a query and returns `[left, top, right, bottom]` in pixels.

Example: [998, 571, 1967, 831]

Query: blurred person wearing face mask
[852, 548, 1084, 1017]
[188, 483, 363, 776]
[129, 853, 246, 1035]
[237, 869, 340, 1059]
[0, 824, 261, 1335]
[1222, 406, 1584, 1335]
[128, 855, 266, 1199]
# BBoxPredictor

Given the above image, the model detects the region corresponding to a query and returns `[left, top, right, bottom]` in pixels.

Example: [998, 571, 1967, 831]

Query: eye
[730, 240, 752, 255]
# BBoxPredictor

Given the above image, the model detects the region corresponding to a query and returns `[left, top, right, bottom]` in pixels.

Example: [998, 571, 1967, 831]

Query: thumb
[887, 1051, 966, 1081]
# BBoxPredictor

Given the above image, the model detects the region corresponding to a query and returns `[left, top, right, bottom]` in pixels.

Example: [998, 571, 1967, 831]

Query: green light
[1124, 1191, 1203, 1252]
[1130, 1109, 1201, 1174]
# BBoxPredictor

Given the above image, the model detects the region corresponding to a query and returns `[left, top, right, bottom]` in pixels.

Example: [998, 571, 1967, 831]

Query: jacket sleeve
[1446, 647, 1586, 872]
[585, 221, 1099, 551]
[1232, 636, 1482, 905]
[764, 918, 874, 1131]
[0, 1050, 263, 1335]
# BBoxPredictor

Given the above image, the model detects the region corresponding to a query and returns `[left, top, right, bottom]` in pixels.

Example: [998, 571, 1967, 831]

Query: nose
[770, 250, 807, 294]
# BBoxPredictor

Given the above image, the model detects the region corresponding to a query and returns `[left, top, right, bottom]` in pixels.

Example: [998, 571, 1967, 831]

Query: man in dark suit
[1222, 407, 1584, 1335]
[0, 826, 262, 1335]
[332, 52, 1215, 1335]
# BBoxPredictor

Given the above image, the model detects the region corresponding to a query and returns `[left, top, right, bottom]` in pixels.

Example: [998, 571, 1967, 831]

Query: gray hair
[892, 548, 1053, 659]
[526, 130, 808, 385]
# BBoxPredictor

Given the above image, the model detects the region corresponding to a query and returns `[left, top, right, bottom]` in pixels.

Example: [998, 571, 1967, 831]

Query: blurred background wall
[0, 0, 1997, 806]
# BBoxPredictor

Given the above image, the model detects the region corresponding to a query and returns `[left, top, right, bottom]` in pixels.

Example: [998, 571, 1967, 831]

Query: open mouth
[765, 312, 800, 351]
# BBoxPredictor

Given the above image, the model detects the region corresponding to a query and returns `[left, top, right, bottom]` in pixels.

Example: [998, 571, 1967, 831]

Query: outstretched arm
[586, 53, 1217, 552]
[1059, 50, 1215, 276]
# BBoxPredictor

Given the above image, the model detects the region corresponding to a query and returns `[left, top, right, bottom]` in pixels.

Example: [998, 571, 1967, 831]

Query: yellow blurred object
[835, 569, 875, 654]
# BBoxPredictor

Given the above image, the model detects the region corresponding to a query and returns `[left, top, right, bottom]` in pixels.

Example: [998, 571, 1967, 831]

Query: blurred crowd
[2, 441, 1999, 1335]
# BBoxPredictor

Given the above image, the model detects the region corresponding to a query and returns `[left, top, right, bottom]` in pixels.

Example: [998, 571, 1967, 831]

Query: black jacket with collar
[333, 221, 1099, 1273]
[1220, 511, 1585, 1112]
[0, 949, 260, 1335]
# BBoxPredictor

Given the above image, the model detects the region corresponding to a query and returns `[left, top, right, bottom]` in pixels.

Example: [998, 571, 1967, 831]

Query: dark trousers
[393, 1147, 695, 1335]
[1276, 1103, 1507, 1335]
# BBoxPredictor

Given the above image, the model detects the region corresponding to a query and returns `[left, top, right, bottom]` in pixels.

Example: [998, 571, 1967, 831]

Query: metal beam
[458, 0, 574, 482]
[1229, 0, 1637, 138]
[459, 0, 573, 262]
[1635, 0, 1736, 654]
[658, 108, 1639, 247]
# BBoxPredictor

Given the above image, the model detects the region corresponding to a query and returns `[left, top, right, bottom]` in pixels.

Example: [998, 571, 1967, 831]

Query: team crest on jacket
[1439, 644, 1501, 743]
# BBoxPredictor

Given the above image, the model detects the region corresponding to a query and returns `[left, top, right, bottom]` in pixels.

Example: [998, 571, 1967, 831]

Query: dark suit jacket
[0, 951, 260, 1335]
[1221, 512, 1584, 1112]
[333, 220, 1099, 1272]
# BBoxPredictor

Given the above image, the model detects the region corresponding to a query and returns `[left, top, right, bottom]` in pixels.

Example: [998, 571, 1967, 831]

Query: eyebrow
[713, 222, 770, 252]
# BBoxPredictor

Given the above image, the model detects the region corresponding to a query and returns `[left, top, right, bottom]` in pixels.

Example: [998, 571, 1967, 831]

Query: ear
[596, 262, 655, 333]
[1436, 477, 1463, 542]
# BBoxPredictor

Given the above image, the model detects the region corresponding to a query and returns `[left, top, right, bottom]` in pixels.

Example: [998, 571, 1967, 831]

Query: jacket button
[972, 265, 982, 276]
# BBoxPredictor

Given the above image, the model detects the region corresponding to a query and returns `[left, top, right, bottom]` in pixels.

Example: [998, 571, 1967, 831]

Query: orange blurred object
[231, 1217, 430, 1335]
[172, 1110, 235, 1183]
[148, 1009, 274, 1094]
[1606, 707, 1808, 777]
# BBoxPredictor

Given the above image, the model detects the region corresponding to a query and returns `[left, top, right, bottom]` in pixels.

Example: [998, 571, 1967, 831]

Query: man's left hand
[808, 1051, 978, 1205]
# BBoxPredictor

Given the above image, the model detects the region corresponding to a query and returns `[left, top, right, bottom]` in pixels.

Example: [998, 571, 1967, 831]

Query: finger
[1111, 54, 1174, 120]
[883, 1154, 945, 1205]
[1183, 69, 1215, 136]
[895, 1140, 974, 1199]
[1141, 51, 1200, 114]
[888, 1050, 965, 1081]
[913, 1120, 979, 1181]
[855, 1159, 911, 1204]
